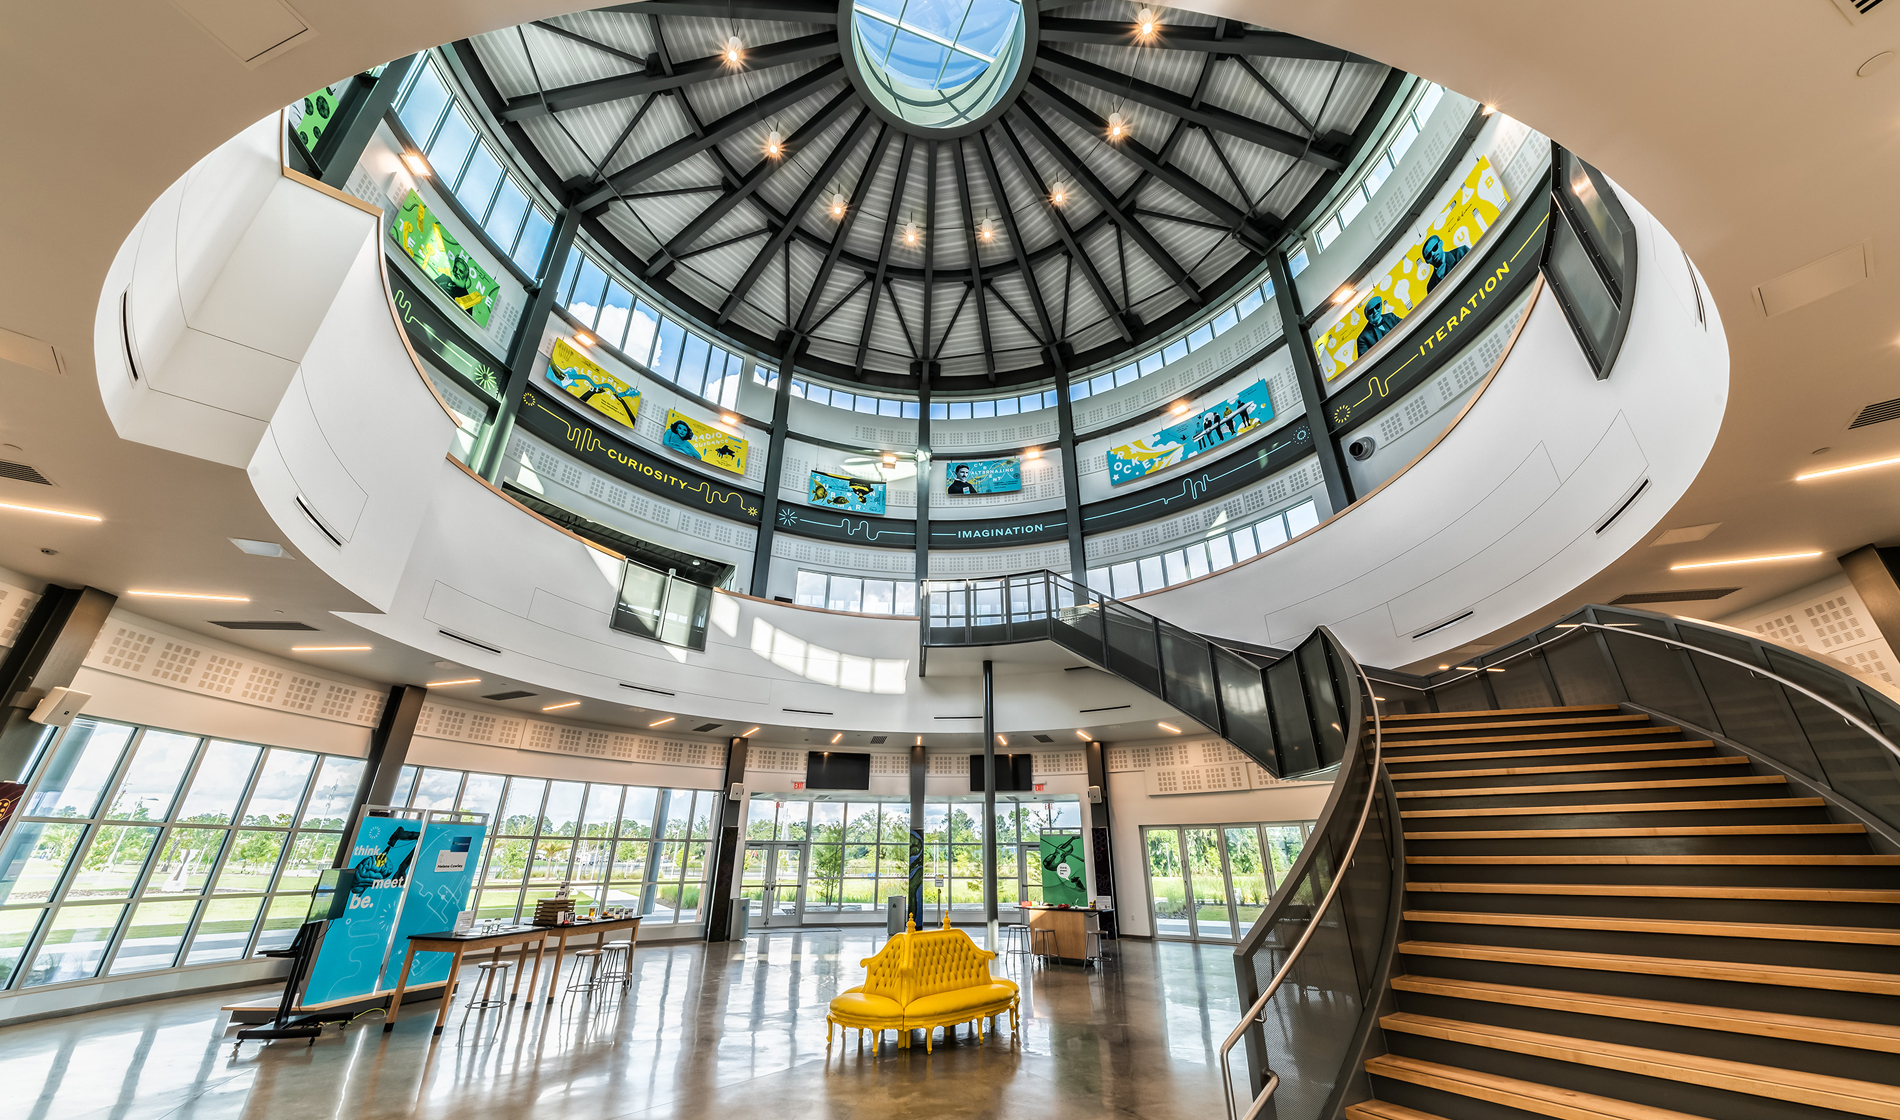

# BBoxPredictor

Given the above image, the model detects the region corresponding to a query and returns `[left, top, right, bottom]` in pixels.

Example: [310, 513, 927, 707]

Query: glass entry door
[1143, 823, 1310, 941]
[740, 843, 808, 927]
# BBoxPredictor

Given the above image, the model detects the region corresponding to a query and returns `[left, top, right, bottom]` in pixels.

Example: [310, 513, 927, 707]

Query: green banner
[1038, 834, 1088, 906]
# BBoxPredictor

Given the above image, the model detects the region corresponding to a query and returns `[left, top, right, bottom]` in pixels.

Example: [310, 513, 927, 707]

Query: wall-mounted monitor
[806, 750, 871, 790]
[970, 754, 1036, 792]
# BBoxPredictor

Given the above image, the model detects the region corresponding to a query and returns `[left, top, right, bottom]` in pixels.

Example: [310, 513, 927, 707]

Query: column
[1840, 546, 1900, 648]
[1052, 369, 1089, 579]
[1085, 740, 1115, 917]
[981, 659, 997, 946]
[1268, 252, 1353, 513]
[333, 684, 427, 862]
[908, 741, 925, 927]
[310, 55, 421, 189]
[0, 585, 116, 784]
[473, 207, 582, 481]
[705, 736, 749, 940]
[747, 356, 798, 597]
[914, 376, 932, 599]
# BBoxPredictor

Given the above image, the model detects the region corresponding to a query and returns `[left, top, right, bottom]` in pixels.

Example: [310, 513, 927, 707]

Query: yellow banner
[545, 338, 641, 430]
[1315, 156, 1509, 381]
[662, 410, 749, 476]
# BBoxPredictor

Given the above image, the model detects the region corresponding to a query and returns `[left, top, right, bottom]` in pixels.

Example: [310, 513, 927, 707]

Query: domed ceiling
[455, 0, 1401, 391]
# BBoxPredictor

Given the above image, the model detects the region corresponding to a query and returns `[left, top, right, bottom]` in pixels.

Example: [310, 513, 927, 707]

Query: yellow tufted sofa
[826, 918, 1019, 1054]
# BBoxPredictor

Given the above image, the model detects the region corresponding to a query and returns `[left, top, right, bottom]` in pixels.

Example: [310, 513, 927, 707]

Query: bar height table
[383, 917, 640, 1035]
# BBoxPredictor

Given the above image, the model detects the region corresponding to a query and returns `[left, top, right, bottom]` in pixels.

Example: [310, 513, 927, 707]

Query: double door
[1143, 823, 1308, 941]
[741, 842, 808, 927]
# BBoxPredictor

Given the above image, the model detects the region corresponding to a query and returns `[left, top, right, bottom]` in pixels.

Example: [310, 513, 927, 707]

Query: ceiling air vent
[1849, 397, 1900, 429]
[1831, 0, 1886, 23]
[869, 735, 887, 744]
[0, 460, 52, 486]
[1033, 734, 1054, 743]
[693, 723, 722, 733]
[210, 620, 319, 631]
[483, 690, 536, 702]
[1610, 588, 1740, 605]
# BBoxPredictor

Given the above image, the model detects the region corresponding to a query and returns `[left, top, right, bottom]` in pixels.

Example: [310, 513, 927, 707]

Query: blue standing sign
[382, 816, 488, 989]
[303, 814, 420, 1006]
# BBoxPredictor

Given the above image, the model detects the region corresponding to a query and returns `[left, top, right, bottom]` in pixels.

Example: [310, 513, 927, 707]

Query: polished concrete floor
[1, 931, 1247, 1120]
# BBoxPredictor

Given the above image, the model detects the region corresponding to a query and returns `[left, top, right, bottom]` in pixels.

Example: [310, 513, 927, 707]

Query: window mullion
[165, 745, 270, 968]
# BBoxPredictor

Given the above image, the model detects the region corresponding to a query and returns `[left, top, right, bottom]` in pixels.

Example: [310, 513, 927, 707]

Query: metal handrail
[1217, 658, 1384, 1120]
[1423, 620, 1900, 765]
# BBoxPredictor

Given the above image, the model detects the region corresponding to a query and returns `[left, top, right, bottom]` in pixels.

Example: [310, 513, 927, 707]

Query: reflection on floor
[2, 930, 1243, 1120]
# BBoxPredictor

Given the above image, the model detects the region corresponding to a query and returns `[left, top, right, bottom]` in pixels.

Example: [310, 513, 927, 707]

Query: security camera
[1347, 436, 1377, 461]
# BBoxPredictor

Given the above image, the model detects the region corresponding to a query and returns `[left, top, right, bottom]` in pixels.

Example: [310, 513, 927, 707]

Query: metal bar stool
[1028, 927, 1059, 964]
[596, 941, 631, 992]
[562, 948, 605, 997]
[1084, 927, 1115, 967]
[459, 959, 513, 1027]
[1000, 922, 1030, 955]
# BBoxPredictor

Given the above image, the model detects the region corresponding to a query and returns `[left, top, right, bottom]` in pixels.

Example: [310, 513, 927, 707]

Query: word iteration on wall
[1107, 738, 1291, 796]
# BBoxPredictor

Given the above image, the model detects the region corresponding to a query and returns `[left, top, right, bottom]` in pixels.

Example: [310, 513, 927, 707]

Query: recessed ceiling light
[291, 645, 371, 652]
[127, 589, 249, 602]
[1157, 722, 1180, 734]
[649, 715, 675, 725]
[0, 501, 102, 522]
[426, 677, 481, 687]
[996, 734, 1007, 746]
[1669, 551, 1823, 570]
[915, 735, 923, 745]
[1023, 447, 1040, 459]
[544, 701, 581, 711]
[401, 151, 431, 177]
[831, 732, 843, 744]
[1797, 454, 1900, 481]
[1332, 286, 1357, 305]
[230, 538, 286, 557]
[574, 331, 595, 347]
[1170, 401, 1190, 415]
[1455, 665, 1479, 671]
[1075, 730, 1090, 739]
[741, 726, 760, 737]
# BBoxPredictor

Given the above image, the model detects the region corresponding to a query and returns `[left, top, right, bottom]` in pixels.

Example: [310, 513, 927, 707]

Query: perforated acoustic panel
[0, 579, 41, 651]
[1105, 738, 1287, 795]
[1084, 459, 1326, 564]
[1721, 578, 1897, 688]
[413, 701, 723, 768]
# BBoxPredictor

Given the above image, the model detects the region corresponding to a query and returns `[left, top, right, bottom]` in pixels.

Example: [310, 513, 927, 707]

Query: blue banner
[304, 815, 421, 1005]
[1108, 379, 1275, 485]
[944, 457, 1022, 495]
[382, 819, 486, 989]
[808, 469, 886, 515]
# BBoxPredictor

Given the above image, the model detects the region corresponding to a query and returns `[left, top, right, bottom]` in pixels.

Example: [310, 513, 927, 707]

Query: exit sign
[792, 781, 804, 790]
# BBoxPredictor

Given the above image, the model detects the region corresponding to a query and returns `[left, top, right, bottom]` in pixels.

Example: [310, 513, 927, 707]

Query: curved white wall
[1137, 180, 1728, 668]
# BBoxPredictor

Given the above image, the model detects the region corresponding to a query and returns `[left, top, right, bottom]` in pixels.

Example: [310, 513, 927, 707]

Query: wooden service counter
[1022, 905, 1107, 964]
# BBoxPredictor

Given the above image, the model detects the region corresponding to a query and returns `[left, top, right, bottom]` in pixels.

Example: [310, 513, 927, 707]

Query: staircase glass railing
[1417, 605, 1900, 837]
[920, 572, 1360, 779]
[1218, 627, 1400, 1120]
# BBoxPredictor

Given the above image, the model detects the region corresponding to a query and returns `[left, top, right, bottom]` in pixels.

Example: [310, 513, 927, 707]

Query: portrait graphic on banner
[389, 189, 499, 328]
[1314, 156, 1510, 381]
[1039, 835, 1088, 906]
[809, 469, 886, 515]
[1107, 379, 1275, 485]
[546, 338, 641, 430]
[944, 458, 1021, 495]
[662, 409, 749, 476]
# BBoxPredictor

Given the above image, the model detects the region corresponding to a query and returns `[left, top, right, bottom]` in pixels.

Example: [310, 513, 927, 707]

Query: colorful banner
[1039, 835, 1088, 906]
[546, 338, 641, 429]
[1108, 379, 1275, 486]
[380, 818, 486, 990]
[303, 815, 419, 1005]
[390, 189, 499, 329]
[944, 457, 1021, 495]
[293, 87, 340, 154]
[1315, 156, 1510, 381]
[662, 409, 749, 475]
[809, 469, 886, 514]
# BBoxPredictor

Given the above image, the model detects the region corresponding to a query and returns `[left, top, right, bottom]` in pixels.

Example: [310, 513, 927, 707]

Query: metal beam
[952, 137, 998, 378]
[529, 20, 647, 68]
[792, 125, 892, 334]
[605, 0, 838, 22]
[501, 32, 839, 121]
[854, 135, 915, 373]
[651, 85, 858, 276]
[577, 59, 847, 212]
[719, 111, 874, 324]
[1038, 18, 1370, 62]
[1009, 104, 1201, 303]
[973, 130, 1056, 351]
[1230, 54, 1318, 137]
[1023, 77, 1275, 252]
[1034, 48, 1345, 171]
[1268, 251, 1353, 512]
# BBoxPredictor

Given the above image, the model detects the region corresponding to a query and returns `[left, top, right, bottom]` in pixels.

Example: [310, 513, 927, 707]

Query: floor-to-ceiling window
[0, 719, 366, 991]
[1142, 821, 1311, 942]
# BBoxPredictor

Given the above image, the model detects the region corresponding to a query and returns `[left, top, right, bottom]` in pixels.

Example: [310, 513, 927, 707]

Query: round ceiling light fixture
[763, 128, 783, 158]
[724, 35, 744, 65]
[1135, 7, 1159, 39]
[843, 0, 1036, 136]
[1106, 111, 1131, 141]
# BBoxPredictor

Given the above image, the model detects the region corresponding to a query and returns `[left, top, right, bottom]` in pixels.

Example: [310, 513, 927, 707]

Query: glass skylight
[853, 0, 1023, 91]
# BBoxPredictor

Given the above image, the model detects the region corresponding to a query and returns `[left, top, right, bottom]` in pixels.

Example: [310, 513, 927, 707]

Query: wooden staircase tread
[1382, 705, 1624, 722]
[1394, 776, 1788, 800]
[1390, 975, 1900, 1054]
[1386, 727, 1686, 749]
[1397, 940, 1900, 995]
[1404, 823, 1864, 839]
[1401, 797, 1823, 819]
[1388, 741, 1715, 766]
[1378, 1012, 1900, 1117]
[1408, 853, 1900, 865]
[1405, 881, 1900, 903]
[1403, 908, 1900, 945]
[1389, 756, 1751, 781]
[1364, 1054, 1715, 1120]
[1380, 714, 1652, 735]
[1343, 1103, 1453, 1120]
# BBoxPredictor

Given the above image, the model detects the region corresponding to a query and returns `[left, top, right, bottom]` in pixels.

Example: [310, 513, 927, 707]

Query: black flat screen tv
[969, 754, 1036, 792]
[806, 750, 871, 790]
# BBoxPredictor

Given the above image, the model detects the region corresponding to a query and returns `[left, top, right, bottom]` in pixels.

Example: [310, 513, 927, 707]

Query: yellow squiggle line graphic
[527, 396, 760, 519]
